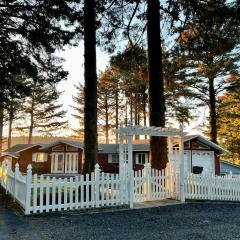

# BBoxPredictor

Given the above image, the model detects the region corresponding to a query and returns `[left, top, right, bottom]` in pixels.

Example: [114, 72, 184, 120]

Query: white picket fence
[0, 162, 130, 214]
[184, 173, 240, 201]
[0, 162, 27, 208]
[133, 163, 179, 202]
[2, 161, 240, 215]
[28, 165, 129, 214]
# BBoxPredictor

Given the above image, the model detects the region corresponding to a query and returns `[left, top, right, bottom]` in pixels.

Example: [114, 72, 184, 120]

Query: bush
[32, 165, 45, 175]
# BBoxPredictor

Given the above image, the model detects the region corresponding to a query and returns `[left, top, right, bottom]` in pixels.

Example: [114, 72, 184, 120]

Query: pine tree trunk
[143, 90, 147, 139]
[28, 94, 35, 144]
[0, 103, 3, 156]
[134, 94, 139, 140]
[115, 91, 119, 143]
[209, 77, 218, 144]
[7, 110, 13, 148]
[105, 94, 109, 144]
[83, 0, 97, 174]
[130, 93, 133, 123]
[147, 0, 168, 169]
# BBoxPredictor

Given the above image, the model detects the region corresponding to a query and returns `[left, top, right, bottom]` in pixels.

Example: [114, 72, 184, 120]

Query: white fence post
[127, 124, 134, 209]
[144, 163, 151, 201]
[95, 163, 100, 208]
[6, 162, 11, 193]
[25, 164, 32, 215]
[14, 163, 20, 202]
[179, 136, 185, 202]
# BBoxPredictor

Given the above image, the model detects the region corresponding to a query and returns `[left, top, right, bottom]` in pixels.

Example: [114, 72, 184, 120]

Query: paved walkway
[133, 199, 182, 209]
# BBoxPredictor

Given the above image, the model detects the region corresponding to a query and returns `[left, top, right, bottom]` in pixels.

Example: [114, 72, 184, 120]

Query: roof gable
[39, 140, 83, 150]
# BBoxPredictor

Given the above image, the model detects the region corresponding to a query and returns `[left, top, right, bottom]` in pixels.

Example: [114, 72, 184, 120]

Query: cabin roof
[39, 140, 84, 150]
[2, 135, 227, 157]
[3, 144, 45, 158]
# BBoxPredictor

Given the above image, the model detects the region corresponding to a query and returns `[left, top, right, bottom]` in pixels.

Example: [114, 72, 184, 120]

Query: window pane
[57, 155, 63, 171]
[36, 153, 45, 162]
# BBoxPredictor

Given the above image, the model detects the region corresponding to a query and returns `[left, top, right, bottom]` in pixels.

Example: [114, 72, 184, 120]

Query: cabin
[220, 160, 240, 176]
[0, 135, 226, 175]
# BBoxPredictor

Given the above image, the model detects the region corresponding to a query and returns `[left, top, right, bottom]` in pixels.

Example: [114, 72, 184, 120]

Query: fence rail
[184, 173, 240, 201]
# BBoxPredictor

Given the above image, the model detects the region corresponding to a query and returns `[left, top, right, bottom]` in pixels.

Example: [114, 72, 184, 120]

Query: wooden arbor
[115, 123, 187, 207]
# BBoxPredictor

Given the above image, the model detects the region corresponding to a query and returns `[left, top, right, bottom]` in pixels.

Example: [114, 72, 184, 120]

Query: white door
[65, 153, 78, 173]
[192, 151, 214, 174]
[184, 151, 190, 173]
[51, 153, 64, 173]
[172, 150, 190, 173]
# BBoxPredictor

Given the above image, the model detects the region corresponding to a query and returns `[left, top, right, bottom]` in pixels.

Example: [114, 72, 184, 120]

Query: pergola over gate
[115, 123, 188, 208]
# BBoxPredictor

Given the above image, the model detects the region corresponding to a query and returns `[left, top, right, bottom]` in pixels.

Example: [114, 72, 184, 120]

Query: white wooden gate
[133, 163, 179, 203]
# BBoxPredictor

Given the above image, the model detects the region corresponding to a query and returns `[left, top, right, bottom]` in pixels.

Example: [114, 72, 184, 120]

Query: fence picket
[86, 174, 89, 208]
[46, 176, 50, 212]
[91, 172, 95, 208]
[75, 176, 79, 209]
[69, 177, 73, 210]
[80, 175, 84, 208]
[52, 177, 56, 212]
[39, 175, 44, 213]
[101, 172, 105, 207]
[58, 178, 62, 211]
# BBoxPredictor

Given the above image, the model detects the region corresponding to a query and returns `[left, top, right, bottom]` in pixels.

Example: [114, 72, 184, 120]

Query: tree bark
[105, 94, 109, 144]
[0, 103, 4, 156]
[130, 93, 133, 123]
[7, 109, 13, 148]
[209, 77, 218, 144]
[134, 94, 139, 140]
[147, 0, 168, 169]
[28, 88, 35, 144]
[143, 90, 147, 139]
[83, 0, 98, 174]
[115, 90, 119, 143]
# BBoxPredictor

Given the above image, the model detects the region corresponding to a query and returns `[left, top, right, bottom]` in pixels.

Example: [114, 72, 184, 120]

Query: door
[192, 151, 214, 174]
[51, 153, 64, 173]
[65, 153, 78, 173]
[172, 150, 190, 173]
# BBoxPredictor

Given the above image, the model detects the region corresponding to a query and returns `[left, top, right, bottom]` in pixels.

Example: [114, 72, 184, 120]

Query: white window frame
[136, 153, 148, 165]
[65, 152, 78, 173]
[51, 153, 64, 173]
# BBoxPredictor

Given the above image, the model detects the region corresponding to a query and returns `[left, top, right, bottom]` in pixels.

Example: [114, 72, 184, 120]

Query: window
[136, 153, 148, 165]
[33, 153, 47, 162]
[108, 154, 119, 163]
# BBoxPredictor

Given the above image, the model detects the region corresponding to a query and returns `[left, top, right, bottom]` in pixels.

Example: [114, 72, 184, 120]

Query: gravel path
[1, 189, 240, 240]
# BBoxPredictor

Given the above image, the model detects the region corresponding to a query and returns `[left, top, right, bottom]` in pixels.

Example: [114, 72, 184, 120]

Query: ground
[1, 188, 240, 240]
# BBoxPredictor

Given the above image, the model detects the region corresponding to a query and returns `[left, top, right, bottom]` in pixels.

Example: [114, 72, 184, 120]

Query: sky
[56, 41, 206, 136]
[56, 42, 109, 133]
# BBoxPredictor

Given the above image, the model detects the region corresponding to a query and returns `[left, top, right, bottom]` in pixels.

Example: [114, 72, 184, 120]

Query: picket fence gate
[133, 163, 179, 202]
[184, 173, 240, 201]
